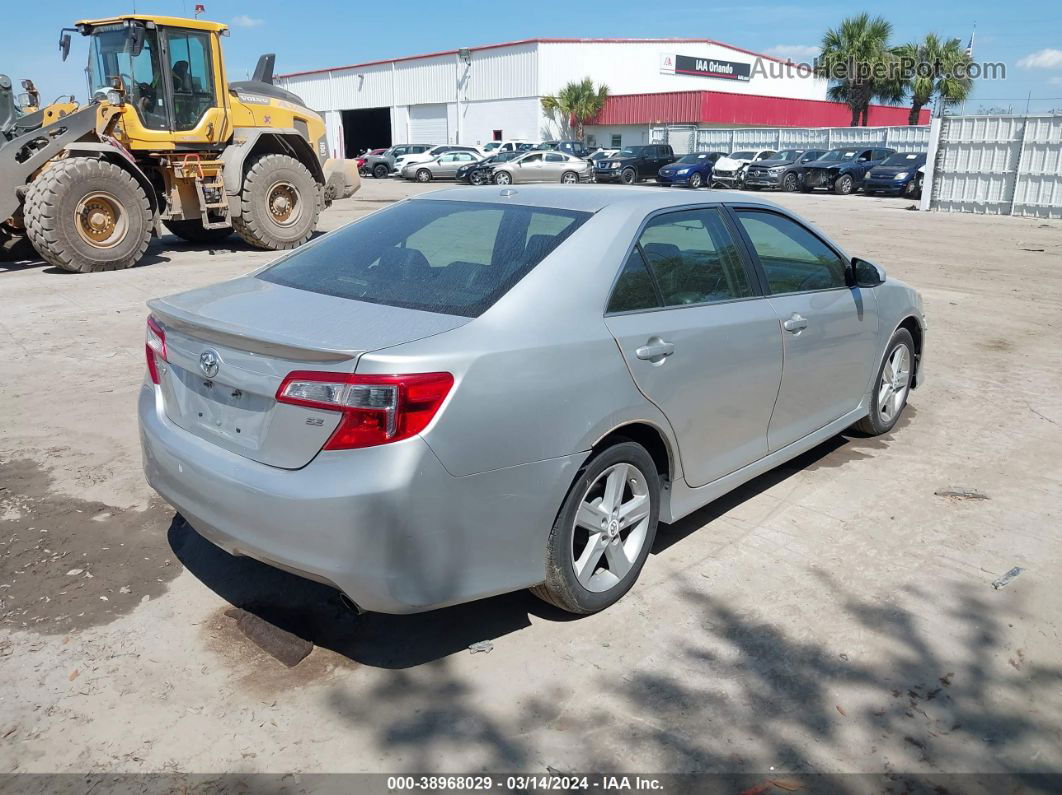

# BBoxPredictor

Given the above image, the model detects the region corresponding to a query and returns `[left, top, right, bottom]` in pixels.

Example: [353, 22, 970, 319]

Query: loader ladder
[174, 153, 230, 230]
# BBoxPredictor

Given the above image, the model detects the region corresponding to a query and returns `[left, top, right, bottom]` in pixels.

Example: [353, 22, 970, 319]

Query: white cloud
[764, 44, 819, 62]
[230, 14, 264, 28]
[1017, 48, 1062, 69]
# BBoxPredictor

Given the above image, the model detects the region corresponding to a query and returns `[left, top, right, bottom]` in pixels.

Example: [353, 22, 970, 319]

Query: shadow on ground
[172, 419, 913, 670]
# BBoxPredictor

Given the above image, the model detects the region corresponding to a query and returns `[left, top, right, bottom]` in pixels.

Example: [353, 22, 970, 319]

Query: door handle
[635, 339, 675, 361]
[782, 314, 808, 333]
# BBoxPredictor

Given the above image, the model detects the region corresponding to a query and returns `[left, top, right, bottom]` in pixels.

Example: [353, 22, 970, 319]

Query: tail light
[145, 315, 167, 384]
[276, 371, 454, 450]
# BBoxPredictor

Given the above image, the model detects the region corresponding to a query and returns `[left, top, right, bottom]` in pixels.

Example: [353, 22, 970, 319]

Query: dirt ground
[2, 178, 1062, 779]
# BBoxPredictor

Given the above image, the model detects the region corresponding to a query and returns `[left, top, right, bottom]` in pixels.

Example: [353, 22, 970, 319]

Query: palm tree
[897, 34, 973, 124]
[818, 14, 896, 126]
[540, 78, 609, 141]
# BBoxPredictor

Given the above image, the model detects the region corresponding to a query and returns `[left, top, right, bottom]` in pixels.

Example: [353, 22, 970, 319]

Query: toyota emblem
[199, 349, 221, 378]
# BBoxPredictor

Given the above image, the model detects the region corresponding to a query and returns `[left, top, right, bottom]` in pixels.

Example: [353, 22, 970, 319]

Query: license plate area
[164, 362, 271, 449]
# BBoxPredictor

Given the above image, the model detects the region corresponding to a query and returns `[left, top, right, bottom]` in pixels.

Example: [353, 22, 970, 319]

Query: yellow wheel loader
[0, 15, 358, 272]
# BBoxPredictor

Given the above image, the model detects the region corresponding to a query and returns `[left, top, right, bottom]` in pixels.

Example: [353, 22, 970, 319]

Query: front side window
[521, 153, 543, 163]
[736, 211, 847, 294]
[165, 29, 216, 130]
[88, 25, 167, 130]
[259, 200, 589, 318]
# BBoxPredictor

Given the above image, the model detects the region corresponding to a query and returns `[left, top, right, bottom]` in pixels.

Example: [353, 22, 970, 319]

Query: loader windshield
[87, 24, 167, 130]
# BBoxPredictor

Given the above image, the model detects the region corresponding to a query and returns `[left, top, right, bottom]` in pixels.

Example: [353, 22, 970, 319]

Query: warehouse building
[276, 38, 927, 157]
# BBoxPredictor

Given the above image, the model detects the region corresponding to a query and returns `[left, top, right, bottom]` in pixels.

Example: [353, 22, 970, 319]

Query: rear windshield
[258, 200, 591, 318]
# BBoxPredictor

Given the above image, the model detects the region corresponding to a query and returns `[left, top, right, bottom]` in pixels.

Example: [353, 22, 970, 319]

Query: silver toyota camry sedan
[139, 186, 925, 615]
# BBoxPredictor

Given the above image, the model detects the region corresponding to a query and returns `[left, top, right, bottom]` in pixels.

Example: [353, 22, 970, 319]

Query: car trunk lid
[148, 277, 469, 469]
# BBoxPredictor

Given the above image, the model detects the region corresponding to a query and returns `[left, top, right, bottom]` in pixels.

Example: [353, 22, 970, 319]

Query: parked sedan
[364, 144, 435, 179]
[711, 149, 777, 188]
[492, 151, 592, 184]
[863, 152, 928, 197]
[140, 186, 925, 616]
[401, 150, 482, 182]
[801, 147, 896, 195]
[743, 149, 827, 192]
[656, 151, 727, 188]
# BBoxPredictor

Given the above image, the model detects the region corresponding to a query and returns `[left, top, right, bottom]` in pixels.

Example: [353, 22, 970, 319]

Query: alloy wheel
[570, 462, 652, 593]
[877, 344, 912, 423]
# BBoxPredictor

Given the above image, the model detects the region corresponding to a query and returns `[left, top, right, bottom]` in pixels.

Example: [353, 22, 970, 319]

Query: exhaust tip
[339, 592, 363, 616]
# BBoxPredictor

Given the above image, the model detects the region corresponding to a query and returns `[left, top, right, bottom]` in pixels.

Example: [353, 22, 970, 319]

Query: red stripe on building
[592, 90, 930, 127]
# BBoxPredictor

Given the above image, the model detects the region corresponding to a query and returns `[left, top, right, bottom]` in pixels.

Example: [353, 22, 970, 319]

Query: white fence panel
[692, 125, 929, 154]
[925, 114, 1062, 219]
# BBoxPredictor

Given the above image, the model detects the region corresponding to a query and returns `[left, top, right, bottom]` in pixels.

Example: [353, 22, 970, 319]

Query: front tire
[782, 172, 799, 192]
[688, 172, 703, 189]
[835, 174, 855, 195]
[531, 442, 660, 614]
[23, 157, 152, 273]
[494, 171, 512, 185]
[620, 168, 637, 185]
[165, 220, 233, 245]
[853, 329, 915, 436]
[232, 154, 320, 251]
[470, 170, 486, 186]
[415, 169, 432, 183]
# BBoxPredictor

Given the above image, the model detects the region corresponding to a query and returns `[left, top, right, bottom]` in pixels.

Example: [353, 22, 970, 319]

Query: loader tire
[165, 219, 233, 245]
[23, 157, 153, 273]
[232, 154, 320, 251]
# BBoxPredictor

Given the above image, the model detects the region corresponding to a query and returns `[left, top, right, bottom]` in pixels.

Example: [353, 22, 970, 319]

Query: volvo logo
[199, 349, 221, 378]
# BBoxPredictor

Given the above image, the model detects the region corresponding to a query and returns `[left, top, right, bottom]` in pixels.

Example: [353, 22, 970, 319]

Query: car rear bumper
[139, 384, 584, 613]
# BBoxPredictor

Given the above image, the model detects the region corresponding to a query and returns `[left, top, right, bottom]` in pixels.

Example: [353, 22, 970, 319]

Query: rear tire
[232, 154, 320, 251]
[531, 441, 660, 614]
[853, 329, 915, 436]
[561, 170, 579, 184]
[372, 163, 389, 179]
[23, 157, 152, 273]
[494, 171, 512, 185]
[165, 220, 233, 244]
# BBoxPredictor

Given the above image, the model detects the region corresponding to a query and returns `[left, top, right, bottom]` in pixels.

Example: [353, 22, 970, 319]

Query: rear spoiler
[147, 298, 360, 363]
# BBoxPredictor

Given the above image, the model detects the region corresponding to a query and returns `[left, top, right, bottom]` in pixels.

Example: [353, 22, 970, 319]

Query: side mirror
[128, 24, 145, 58]
[60, 32, 72, 62]
[851, 257, 885, 288]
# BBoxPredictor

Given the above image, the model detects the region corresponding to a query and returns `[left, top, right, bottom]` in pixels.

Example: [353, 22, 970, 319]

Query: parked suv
[801, 147, 895, 195]
[364, 144, 435, 179]
[594, 144, 676, 184]
[744, 149, 827, 192]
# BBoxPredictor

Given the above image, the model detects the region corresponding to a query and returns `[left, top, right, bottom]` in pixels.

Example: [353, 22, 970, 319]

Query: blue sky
[7, 0, 1062, 114]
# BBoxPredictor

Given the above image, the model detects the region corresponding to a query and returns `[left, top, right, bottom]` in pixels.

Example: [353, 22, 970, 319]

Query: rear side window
[735, 211, 847, 294]
[607, 209, 754, 313]
[259, 200, 590, 318]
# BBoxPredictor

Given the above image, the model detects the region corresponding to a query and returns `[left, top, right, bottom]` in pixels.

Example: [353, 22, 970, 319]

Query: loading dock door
[408, 104, 449, 143]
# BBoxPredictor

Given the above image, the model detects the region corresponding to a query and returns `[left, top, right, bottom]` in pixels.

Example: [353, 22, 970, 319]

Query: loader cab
[77, 15, 230, 150]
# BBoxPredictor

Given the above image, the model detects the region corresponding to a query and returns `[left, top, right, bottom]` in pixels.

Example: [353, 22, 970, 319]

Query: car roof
[412, 184, 779, 214]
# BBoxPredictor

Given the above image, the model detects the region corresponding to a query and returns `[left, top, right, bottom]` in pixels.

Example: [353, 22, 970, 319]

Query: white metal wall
[924, 115, 1062, 218]
[687, 125, 931, 153]
[537, 41, 828, 101]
